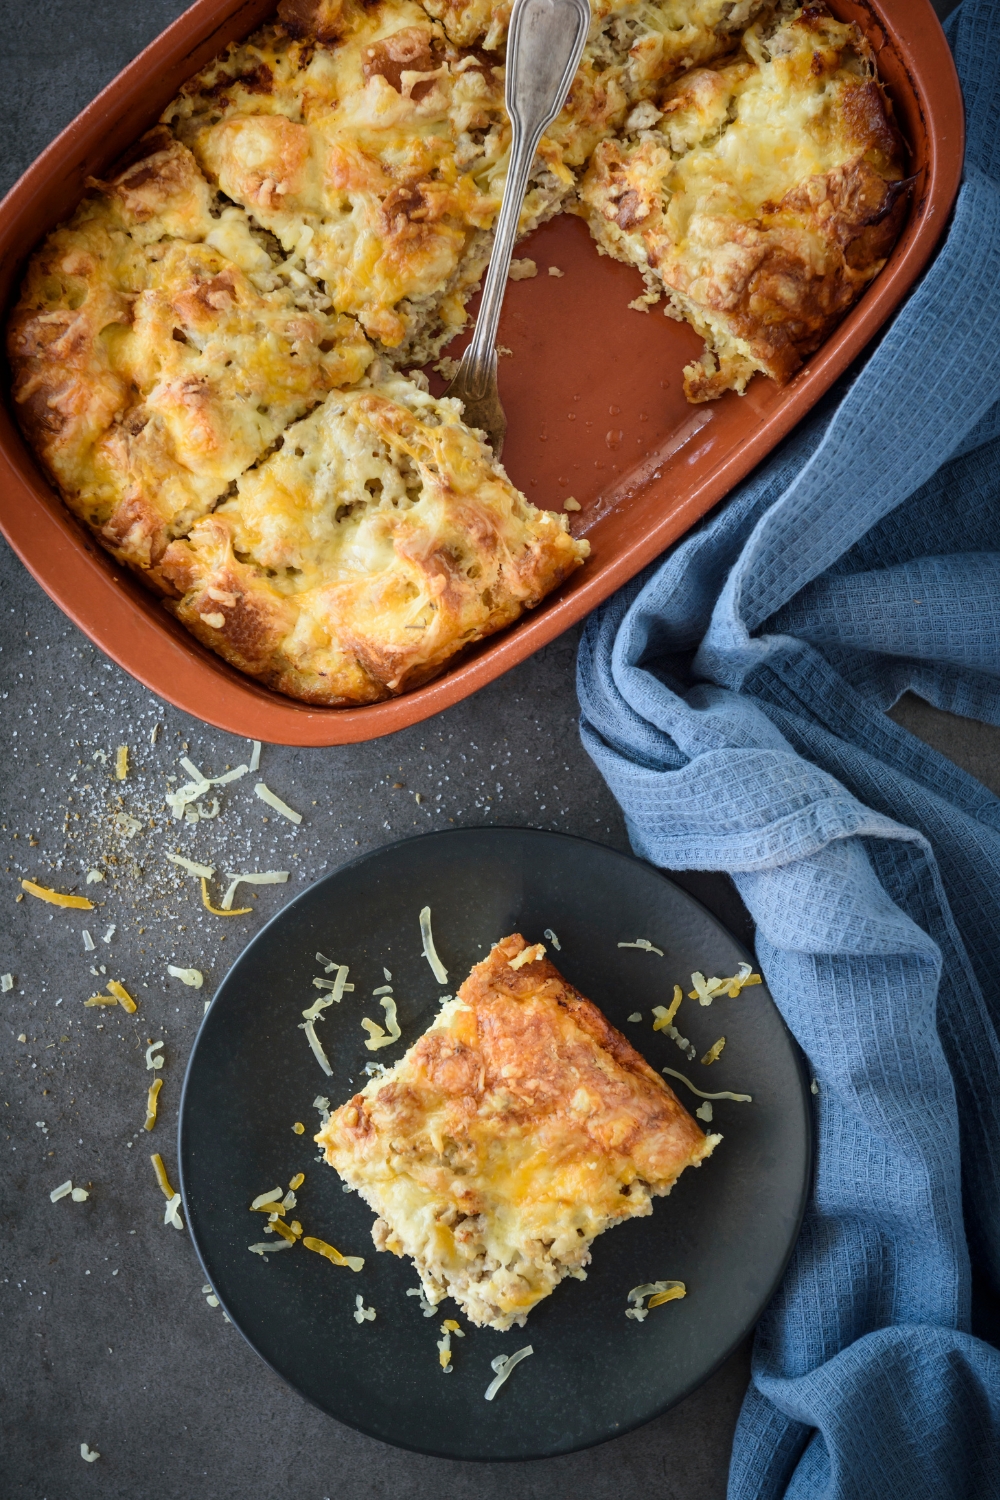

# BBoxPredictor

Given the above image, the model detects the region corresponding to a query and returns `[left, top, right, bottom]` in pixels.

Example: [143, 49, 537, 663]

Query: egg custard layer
[8, 0, 904, 703]
[318, 934, 719, 1330]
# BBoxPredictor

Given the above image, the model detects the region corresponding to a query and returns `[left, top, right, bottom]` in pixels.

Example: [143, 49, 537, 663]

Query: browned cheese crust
[8, 128, 371, 583]
[318, 933, 718, 1328]
[156, 374, 586, 704]
[578, 3, 906, 400]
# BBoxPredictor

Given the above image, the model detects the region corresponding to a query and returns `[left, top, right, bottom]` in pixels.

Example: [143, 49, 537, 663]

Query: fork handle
[457, 0, 591, 398]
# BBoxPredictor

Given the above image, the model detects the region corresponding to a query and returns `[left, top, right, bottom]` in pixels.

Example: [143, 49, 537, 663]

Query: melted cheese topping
[159, 373, 588, 703]
[8, 128, 372, 576]
[579, 5, 905, 398]
[318, 934, 717, 1329]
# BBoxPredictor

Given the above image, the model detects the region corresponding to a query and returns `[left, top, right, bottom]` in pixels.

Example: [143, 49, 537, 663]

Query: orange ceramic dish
[0, 0, 963, 744]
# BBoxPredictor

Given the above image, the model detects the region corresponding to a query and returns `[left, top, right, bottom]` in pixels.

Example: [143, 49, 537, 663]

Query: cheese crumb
[167, 965, 203, 988]
[508, 259, 537, 280]
[563, 497, 581, 511]
[85, 869, 104, 884]
[548, 266, 565, 277]
[292, 1121, 305, 1134]
[50, 1180, 73, 1203]
[627, 1012, 642, 1023]
[80, 1444, 100, 1463]
[115, 746, 128, 780]
[1, 974, 12, 992]
[484, 1345, 533, 1399]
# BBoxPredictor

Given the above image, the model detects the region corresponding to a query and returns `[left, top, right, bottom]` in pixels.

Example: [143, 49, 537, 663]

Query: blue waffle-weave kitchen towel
[577, 3, 1000, 1495]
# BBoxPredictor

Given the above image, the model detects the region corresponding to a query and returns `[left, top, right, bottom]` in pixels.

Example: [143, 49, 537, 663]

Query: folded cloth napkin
[577, 3, 1000, 1495]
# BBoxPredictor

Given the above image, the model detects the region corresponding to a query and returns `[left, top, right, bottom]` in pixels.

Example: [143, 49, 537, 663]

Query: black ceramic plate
[179, 828, 810, 1461]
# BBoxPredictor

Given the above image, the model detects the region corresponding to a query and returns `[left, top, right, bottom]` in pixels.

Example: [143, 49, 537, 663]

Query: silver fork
[442, 0, 591, 458]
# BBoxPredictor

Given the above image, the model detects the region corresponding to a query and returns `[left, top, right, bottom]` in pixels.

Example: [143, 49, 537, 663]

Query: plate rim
[177, 825, 813, 1461]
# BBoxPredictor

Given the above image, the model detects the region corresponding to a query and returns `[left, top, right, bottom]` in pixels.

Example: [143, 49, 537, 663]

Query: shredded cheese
[200, 877, 251, 916]
[662, 1066, 752, 1102]
[300, 1018, 333, 1075]
[165, 852, 215, 879]
[150, 1153, 175, 1199]
[627, 1012, 642, 1022]
[80, 1444, 100, 1463]
[270, 1217, 299, 1243]
[50, 1179, 73, 1202]
[509, 943, 546, 970]
[626, 1280, 686, 1320]
[250, 1188, 283, 1210]
[419, 906, 448, 984]
[254, 781, 302, 824]
[82, 929, 96, 951]
[221, 869, 289, 910]
[618, 938, 664, 956]
[484, 1346, 533, 1400]
[652, 985, 684, 1031]
[696, 1101, 714, 1122]
[248, 740, 261, 773]
[362, 995, 401, 1051]
[115, 745, 129, 780]
[85, 869, 104, 883]
[289, 1173, 305, 1190]
[292, 1121, 305, 1134]
[71, 1187, 89, 1202]
[302, 1236, 364, 1272]
[407, 1286, 437, 1317]
[107, 980, 136, 1013]
[701, 1037, 726, 1066]
[164, 1192, 184, 1230]
[167, 965, 203, 988]
[543, 928, 562, 951]
[145, 1040, 164, 1070]
[248, 1239, 293, 1255]
[1, 973, 13, 992]
[84, 993, 117, 1007]
[21, 879, 93, 910]
[355, 1295, 377, 1324]
[144, 1077, 163, 1130]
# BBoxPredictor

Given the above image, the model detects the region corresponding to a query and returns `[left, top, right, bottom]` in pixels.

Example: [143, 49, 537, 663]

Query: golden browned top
[157, 374, 587, 704]
[579, 4, 905, 399]
[319, 934, 713, 1280]
[7, 128, 371, 578]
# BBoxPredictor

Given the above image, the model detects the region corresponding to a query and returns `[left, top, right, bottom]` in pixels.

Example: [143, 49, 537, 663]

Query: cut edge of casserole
[577, 1, 907, 401]
[317, 933, 720, 1330]
[157, 370, 588, 705]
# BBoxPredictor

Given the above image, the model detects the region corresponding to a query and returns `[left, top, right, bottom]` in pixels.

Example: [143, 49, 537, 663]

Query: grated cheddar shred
[21, 879, 93, 910]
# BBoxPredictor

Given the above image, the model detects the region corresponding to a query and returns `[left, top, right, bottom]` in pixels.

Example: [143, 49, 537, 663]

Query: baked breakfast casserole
[317, 934, 719, 1329]
[8, 0, 904, 704]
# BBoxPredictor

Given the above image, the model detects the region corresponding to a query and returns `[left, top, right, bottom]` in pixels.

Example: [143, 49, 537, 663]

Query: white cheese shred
[627, 1012, 642, 1023]
[81, 930, 95, 952]
[354, 1294, 377, 1324]
[165, 851, 216, 879]
[164, 1192, 184, 1230]
[300, 1019, 333, 1075]
[221, 869, 289, 909]
[167, 965, 203, 988]
[661, 1066, 752, 1102]
[419, 906, 449, 984]
[145, 1041, 165, 1071]
[509, 943, 546, 970]
[254, 781, 302, 824]
[80, 1444, 100, 1463]
[249, 1239, 293, 1255]
[543, 928, 562, 951]
[625, 1280, 686, 1320]
[50, 1179, 73, 1203]
[618, 939, 664, 956]
[362, 995, 402, 1051]
[249, 740, 261, 773]
[484, 1345, 533, 1400]
[1, 973, 13, 991]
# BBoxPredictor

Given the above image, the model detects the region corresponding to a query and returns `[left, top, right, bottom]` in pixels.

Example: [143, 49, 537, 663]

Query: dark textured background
[0, 1, 969, 1495]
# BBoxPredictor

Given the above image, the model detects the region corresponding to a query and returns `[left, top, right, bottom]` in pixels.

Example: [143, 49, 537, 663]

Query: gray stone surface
[0, 0, 967, 1494]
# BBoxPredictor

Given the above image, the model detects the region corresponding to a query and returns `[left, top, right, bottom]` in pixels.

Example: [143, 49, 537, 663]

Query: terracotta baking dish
[0, 0, 963, 745]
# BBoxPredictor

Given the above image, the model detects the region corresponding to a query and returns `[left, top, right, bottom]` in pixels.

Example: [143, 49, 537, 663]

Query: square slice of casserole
[317, 933, 719, 1329]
